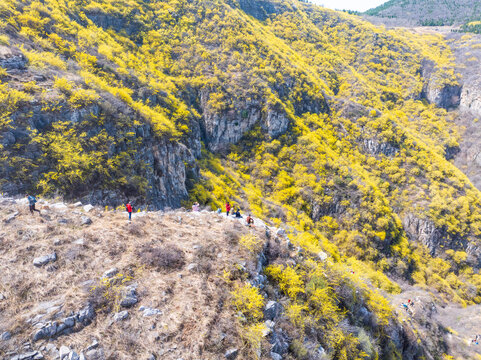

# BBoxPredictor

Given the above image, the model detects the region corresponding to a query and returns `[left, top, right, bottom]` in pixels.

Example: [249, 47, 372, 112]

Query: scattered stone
[225, 348, 239, 360]
[85, 340, 99, 352]
[1, 331, 11, 340]
[33, 252, 57, 267]
[120, 285, 138, 308]
[68, 351, 80, 360]
[73, 202, 83, 207]
[113, 311, 129, 322]
[317, 251, 328, 261]
[83, 204, 94, 213]
[51, 203, 68, 211]
[0, 293, 5, 300]
[53, 239, 62, 246]
[265, 320, 275, 329]
[186, 263, 198, 272]
[142, 308, 162, 317]
[270, 352, 282, 360]
[276, 228, 286, 237]
[264, 301, 283, 321]
[59, 346, 70, 360]
[192, 244, 202, 250]
[81, 216, 92, 226]
[4, 211, 19, 224]
[147, 355, 156, 360]
[79, 354, 86, 360]
[58, 219, 69, 225]
[73, 238, 85, 246]
[102, 268, 118, 278]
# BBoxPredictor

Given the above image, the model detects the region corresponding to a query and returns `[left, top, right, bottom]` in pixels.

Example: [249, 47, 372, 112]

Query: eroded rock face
[1, 94, 198, 209]
[199, 91, 290, 152]
[363, 138, 399, 157]
[460, 76, 481, 115]
[402, 213, 445, 254]
[421, 60, 461, 109]
[425, 83, 461, 109]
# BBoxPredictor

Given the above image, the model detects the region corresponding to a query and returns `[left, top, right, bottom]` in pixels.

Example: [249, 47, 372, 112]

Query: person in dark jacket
[235, 208, 242, 218]
[26, 194, 40, 215]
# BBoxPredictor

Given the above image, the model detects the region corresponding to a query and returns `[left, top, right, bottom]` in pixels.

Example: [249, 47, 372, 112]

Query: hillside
[3, 0, 481, 359]
[2, 197, 481, 360]
[365, 0, 481, 31]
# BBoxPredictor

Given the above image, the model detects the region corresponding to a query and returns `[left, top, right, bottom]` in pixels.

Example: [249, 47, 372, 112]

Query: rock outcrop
[235, 0, 288, 21]
[421, 60, 461, 109]
[460, 76, 481, 115]
[199, 91, 290, 152]
[402, 213, 446, 254]
[0, 45, 27, 70]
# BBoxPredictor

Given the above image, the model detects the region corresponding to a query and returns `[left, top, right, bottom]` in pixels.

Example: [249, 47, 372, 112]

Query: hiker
[26, 194, 40, 215]
[235, 208, 242, 218]
[192, 202, 200, 212]
[246, 214, 254, 227]
[126, 201, 133, 221]
[226, 202, 231, 216]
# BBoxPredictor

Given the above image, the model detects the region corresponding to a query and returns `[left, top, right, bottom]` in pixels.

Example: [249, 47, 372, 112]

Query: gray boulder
[85, 340, 99, 351]
[264, 301, 283, 321]
[270, 330, 290, 355]
[113, 311, 129, 322]
[270, 353, 282, 360]
[76, 304, 95, 325]
[142, 308, 161, 317]
[0, 45, 27, 69]
[81, 216, 92, 226]
[68, 351, 80, 360]
[83, 204, 94, 213]
[1, 331, 11, 340]
[33, 252, 57, 267]
[120, 286, 138, 308]
[102, 268, 118, 278]
[59, 346, 70, 360]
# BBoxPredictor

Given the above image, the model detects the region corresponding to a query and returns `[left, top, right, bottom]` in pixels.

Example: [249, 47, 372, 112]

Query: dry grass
[0, 201, 268, 359]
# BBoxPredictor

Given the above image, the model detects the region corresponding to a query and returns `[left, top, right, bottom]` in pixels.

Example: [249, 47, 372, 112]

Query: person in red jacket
[226, 201, 231, 216]
[126, 201, 133, 221]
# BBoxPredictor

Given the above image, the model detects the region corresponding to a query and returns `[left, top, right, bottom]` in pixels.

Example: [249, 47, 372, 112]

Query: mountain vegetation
[2, 0, 481, 359]
[366, 0, 481, 33]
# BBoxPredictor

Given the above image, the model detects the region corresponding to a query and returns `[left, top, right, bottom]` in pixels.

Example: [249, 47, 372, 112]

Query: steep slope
[365, 0, 481, 29]
[0, 0, 457, 206]
[3, 197, 481, 360]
